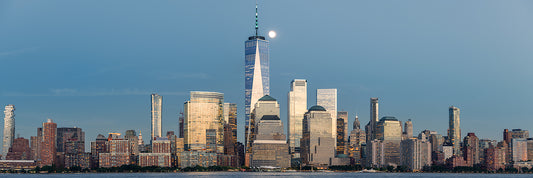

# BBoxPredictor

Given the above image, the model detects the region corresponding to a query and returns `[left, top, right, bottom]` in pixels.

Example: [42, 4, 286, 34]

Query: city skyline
[1, 0, 533, 150]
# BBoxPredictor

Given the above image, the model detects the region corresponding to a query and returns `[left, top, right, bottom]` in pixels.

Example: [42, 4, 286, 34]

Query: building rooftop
[308, 105, 327, 112]
[261, 115, 280, 120]
[258, 95, 276, 101]
[379, 116, 398, 122]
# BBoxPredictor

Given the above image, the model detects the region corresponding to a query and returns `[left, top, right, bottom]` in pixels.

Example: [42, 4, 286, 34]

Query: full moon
[268, 31, 277, 38]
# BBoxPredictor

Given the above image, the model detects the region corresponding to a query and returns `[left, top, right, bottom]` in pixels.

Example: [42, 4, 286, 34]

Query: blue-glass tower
[244, 3, 270, 153]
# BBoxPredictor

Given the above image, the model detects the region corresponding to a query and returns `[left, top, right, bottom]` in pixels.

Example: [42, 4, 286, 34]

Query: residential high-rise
[287, 79, 307, 164]
[151, 94, 162, 143]
[316, 89, 337, 141]
[90, 134, 107, 169]
[244, 3, 270, 153]
[400, 137, 431, 171]
[56, 127, 85, 154]
[251, 96, 290, 168]
[40, 119, 57, 166]
[183, 91, 224, 153]
[6, 137, 31, 160]
[512, 138, 528, 162]
[301, 106, 335, 167]
[448, 106, 461, 156]
[463, 133, 480, 166]
[2, 105, 15, 160]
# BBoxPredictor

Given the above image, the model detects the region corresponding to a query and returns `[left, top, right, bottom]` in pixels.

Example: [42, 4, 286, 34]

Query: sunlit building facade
[316, 89, 337, 142]
[40, 119, 57, 166]
[184, 91, 224, 153]
[244, 35, 270, 152]
[287, 79, 307, 164]
[2, 105, 15, 160]
[151, 94, 162, 143]
[448, 106, 461, 156]
[301, 106, 335, 167]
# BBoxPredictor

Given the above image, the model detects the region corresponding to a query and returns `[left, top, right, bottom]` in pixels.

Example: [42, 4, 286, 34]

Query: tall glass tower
[287, 79, 307, 164]
[151, 93, 162, 143]
[2, 105, 15, 160]
[448, 106, 461, 155]
[245, 3, 270, 152]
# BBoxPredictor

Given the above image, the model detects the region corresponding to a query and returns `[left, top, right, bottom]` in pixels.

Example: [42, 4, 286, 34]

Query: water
[0, 172, 530, 178]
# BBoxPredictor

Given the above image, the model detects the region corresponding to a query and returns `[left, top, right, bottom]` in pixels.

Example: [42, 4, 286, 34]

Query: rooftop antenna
[255, 0, 259, 36]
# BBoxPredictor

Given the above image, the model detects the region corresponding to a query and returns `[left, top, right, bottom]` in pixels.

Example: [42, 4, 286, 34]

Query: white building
[2, 105, 15, 160]
[287, 79, 307, 163]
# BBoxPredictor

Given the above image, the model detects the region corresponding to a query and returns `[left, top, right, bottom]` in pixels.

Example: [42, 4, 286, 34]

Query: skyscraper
[40, 119, 57, 166]
[251, 95, 290, 168]
[2, 105, 15, 160]
[151, 94, 162, 143]
[368, 98, 379, 141]
[244, 3, 270, 152]
[403, 119, 413, 139]
[301, 106, 335, 167]
[448, 106, 461, 156]
[183, 91, 224, 153]
[287, 79, 307, 164]
[223, 103, 238, 144]
[337, 111, 348, 155]
[246, 95, 280, 167]
[463, 132, 480, 166]
[316, 89, 337, 141]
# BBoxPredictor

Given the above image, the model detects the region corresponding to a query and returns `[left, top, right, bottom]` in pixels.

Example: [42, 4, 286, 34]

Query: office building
[183, 91, 224, 153]
[336, 117, 346, 155]
[223, 103, 238, 145]
[301, 106, 335, 167]
[244, 4, 270, 154]
[448, 106, 461, 156]
[287, 79, 307, 164]
[403, 119, 413, 139]
[316, 89, 337, 141]
[251, 96, 289, 168]
[2, 105, 15, 160]
[151, 94, 163, 143]
[337, 111, 348, 155]
[369, 116, 402, 167]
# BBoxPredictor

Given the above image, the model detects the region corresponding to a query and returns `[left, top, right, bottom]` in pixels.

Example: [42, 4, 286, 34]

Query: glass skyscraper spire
[245, 3, 270, 151]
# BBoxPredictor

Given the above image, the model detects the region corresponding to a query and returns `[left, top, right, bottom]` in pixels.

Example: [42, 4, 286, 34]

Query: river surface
[0, 172, 531, 177]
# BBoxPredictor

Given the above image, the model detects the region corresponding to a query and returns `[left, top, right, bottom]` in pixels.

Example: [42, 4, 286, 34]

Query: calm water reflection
[0, 172, 531, 178]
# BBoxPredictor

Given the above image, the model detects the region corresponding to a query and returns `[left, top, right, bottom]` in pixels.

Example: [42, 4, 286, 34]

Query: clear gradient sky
[1, 0, 533, 151]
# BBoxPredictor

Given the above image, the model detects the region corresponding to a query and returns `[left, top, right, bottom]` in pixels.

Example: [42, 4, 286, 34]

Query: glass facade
[223, 103, 238, 144]
[316, 89, 337, 140]
[448, 106, 460, 155]
[301, 107, 335, 166]
[151, 94, 162, 142]
[244, 37, 270, 152]
[287, 79, 307, 162]
[2, 105, 15, 160]
[184, 91, 224, 154]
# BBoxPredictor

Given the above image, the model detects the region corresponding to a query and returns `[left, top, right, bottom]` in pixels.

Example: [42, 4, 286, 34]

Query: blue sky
[1, 0, 533, 151]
